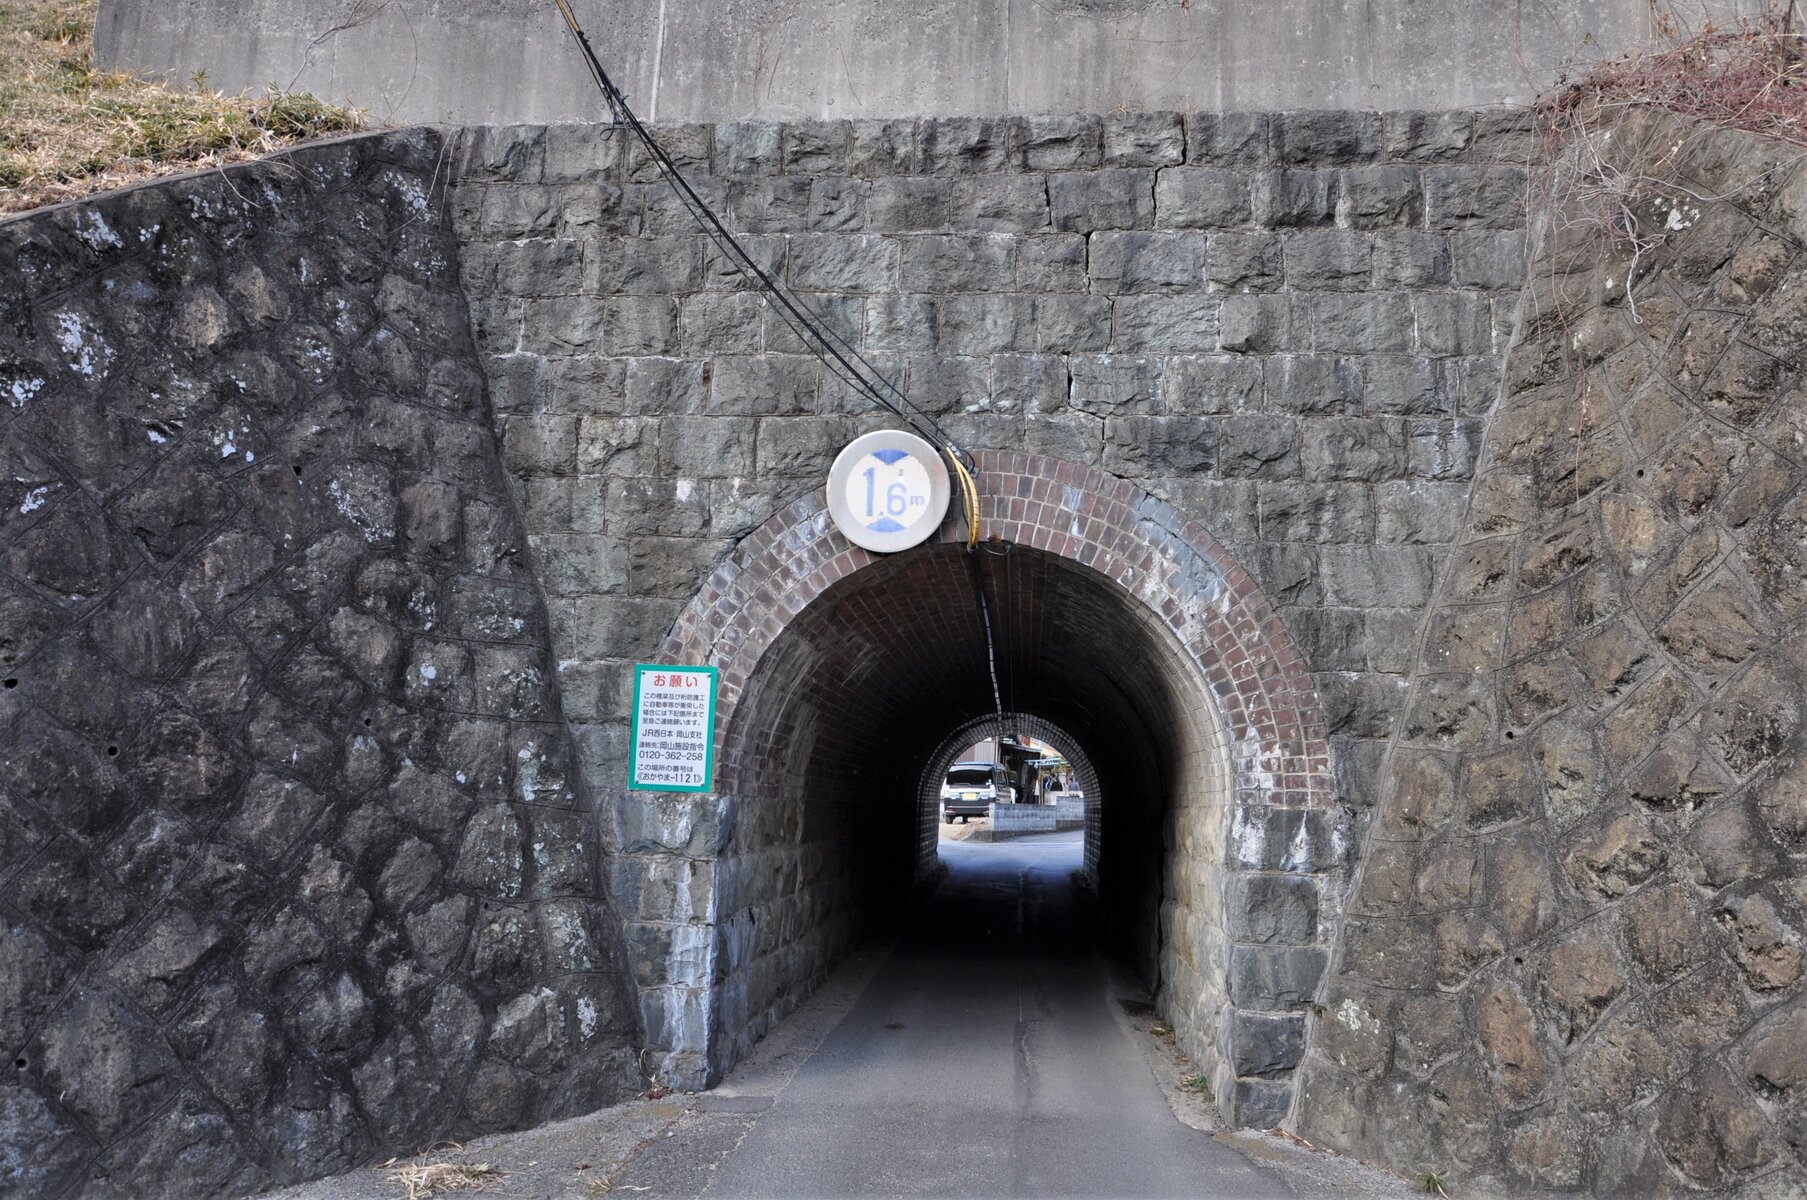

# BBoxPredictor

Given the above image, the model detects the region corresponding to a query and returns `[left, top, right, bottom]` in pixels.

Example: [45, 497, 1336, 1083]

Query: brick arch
[654, 449, 1342, 1123]
[656, 450, 1342, 1122]
[661, 449, 1332, 811]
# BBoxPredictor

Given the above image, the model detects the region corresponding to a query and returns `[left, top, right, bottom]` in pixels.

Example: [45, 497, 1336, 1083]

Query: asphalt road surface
[626, 831, 1294, 1199]
[259, 831, 1413, 1200]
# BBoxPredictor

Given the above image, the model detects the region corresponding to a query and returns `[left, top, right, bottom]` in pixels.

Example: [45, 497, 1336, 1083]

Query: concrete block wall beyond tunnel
[917, 713, 1105, 864]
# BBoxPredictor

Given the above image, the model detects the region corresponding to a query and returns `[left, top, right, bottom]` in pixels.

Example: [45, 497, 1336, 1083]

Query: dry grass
[0, 0, 365, 214]
[1178, 1072, 1215, 1101]
[380, 1159, 502, 1200]
[1539, 24, 1807, 149]
[1523, 2, 1807, 317]
[1536, 2, 1807, 151]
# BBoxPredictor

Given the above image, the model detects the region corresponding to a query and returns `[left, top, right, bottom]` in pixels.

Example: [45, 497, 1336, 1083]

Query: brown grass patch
[0, 0, 365, 214]
[1537, 4, 1807, 149]
[1523, 3, 1807, 318]
[380, 1158, 502, 1200]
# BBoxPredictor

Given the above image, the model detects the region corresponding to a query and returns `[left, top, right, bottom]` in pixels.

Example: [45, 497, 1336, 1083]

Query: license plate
[961, 792, 978, 800]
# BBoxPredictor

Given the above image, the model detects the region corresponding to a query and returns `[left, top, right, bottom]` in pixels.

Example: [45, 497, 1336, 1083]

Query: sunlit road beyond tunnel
[616, 832, 1294, 1199]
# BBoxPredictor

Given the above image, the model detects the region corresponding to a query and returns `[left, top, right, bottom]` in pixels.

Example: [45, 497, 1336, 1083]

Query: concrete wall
[0, 131, 642, 1198]
[990, 806, 1058, 833]
[96, 0, 1749, 126]
[1295, 113, 1807, 1193]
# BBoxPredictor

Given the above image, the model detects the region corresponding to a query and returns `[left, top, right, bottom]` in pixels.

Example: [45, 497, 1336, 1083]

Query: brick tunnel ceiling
[725, 541, 1207, 831]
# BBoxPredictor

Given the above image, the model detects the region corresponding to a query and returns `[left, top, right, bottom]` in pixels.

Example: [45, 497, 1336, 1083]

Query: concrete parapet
[96, 0, 1738, 126]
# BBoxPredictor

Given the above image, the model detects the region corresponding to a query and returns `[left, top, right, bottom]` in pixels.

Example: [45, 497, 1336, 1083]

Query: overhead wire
[980, 539, 1018, 744]
[550, 0, 1009, 739]
[548, 0, 980, 539]
[965, 549, 1008, 750]
[998, 538, 1016, 738]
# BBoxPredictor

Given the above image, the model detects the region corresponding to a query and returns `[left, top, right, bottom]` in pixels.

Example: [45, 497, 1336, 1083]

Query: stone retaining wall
[9, 102, 1804, 1196]
[1294, 113, 1807, 1193]
[0, 131, 641, 1197]
[453, 105, 1535, 841]
[450, 110, 1535, 1105]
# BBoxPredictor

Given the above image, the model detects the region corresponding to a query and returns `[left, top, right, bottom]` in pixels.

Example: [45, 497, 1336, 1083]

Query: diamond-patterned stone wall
[1294, 113, 1807, 1193]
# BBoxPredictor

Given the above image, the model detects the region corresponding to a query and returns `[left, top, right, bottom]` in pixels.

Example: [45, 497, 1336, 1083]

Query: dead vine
[1530, 1, 1807, 317]
[1516, 2, 1807, 508]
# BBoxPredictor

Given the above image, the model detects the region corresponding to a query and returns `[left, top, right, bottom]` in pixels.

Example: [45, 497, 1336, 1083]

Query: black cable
[552, 0, 1006, 759]
[549, 0, 971, 470]
[966, 548, 1007, 751]
[1000, 541, 1016, 738]
[980, 541, 1017, 739]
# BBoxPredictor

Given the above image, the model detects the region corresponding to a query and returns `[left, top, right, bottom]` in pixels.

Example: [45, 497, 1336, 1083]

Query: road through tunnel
[915, 712, 1103, 879]
[642, 453, 1344, 1126]
[712, 542, 1213, 1062]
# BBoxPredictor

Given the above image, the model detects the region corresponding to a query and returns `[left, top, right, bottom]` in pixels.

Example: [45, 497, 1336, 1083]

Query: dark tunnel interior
[705, 541, 1237, 1076]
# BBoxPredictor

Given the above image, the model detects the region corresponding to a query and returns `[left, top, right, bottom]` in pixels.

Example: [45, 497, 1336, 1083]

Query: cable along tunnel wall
[646, 452, 1341, 1124]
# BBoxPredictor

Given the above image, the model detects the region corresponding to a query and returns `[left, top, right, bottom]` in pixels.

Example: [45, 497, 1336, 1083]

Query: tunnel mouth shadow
[902, 833, 1098, 963]
[704, 538, 1236, 1079]
[647, 452, 1338, 1123]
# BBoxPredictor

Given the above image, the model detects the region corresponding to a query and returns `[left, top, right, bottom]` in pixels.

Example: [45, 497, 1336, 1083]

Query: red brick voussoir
[661, 450, 1334, 812]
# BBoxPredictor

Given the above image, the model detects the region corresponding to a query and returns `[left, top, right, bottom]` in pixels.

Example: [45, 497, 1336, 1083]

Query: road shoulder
[1107, 977, 1418, 1200]
[251, 947, 892, 1200]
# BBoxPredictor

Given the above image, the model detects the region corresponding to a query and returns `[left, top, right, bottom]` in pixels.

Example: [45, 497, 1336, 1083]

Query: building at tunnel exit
[3, 1, 1807, 1195]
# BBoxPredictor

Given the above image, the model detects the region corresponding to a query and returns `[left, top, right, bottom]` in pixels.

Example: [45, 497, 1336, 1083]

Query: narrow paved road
[627, 831, 1293, 1199]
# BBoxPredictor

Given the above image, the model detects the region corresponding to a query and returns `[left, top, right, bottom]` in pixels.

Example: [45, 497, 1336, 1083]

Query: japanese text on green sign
[629, 664, 717, 792]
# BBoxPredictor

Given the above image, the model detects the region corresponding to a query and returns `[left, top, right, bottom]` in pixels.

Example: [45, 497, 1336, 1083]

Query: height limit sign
[628, 665, 718, 793]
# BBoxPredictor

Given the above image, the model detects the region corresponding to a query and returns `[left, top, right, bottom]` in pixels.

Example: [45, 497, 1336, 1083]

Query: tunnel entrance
[637, 452, 1341, 1126]
[709, 540, 1221, 1040]
[920, 713, 1099, 869]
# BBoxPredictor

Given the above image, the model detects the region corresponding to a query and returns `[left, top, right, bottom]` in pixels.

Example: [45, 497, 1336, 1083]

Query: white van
[940, 761, 1017, 823]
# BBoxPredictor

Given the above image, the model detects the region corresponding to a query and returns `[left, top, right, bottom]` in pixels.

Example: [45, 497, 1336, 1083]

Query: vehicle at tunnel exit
[940, 761, 1016, 822]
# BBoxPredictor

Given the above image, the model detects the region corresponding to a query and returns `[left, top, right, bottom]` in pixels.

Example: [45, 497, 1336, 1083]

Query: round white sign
[826, 430, 952, 553]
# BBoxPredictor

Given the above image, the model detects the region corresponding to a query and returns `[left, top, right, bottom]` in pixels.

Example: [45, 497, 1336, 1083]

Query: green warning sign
[628, 664, 718, 792]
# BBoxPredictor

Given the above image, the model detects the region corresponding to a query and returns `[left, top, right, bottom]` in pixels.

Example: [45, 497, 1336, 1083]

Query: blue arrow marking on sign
[871, 448, 909, 465]
[869, 516, 906, 532]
